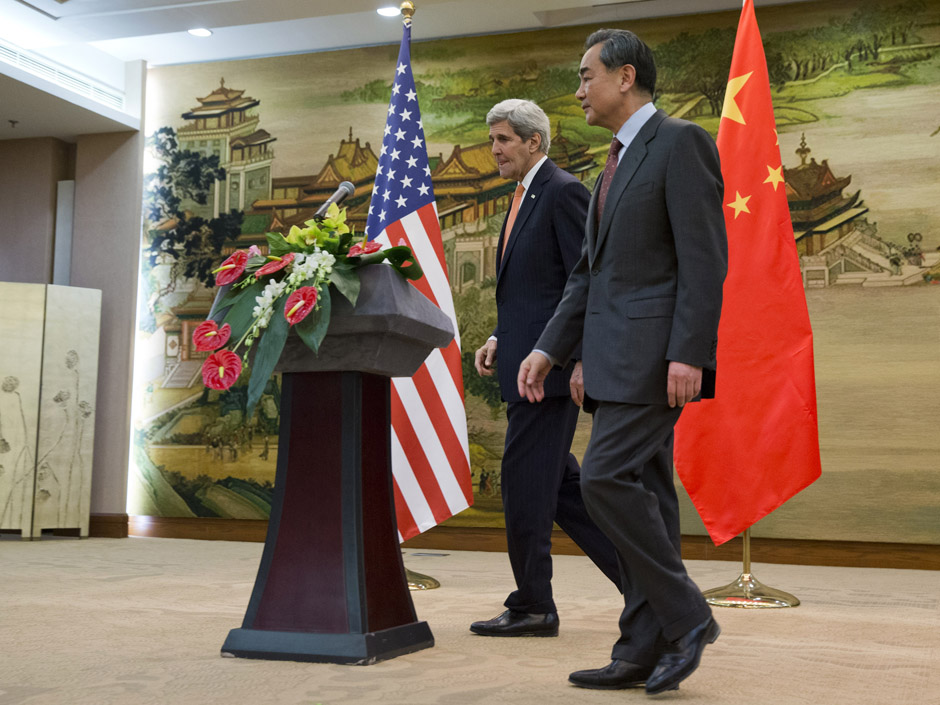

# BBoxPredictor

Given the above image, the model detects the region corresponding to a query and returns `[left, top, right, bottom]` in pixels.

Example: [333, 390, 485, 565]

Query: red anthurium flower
[192, 320, 231, 352]
[202, 350, 242, 390]
[213, 250, 248, 286]
[347, 241, 382, 257]
[255, 252, 295, 277]
[284, 286, 318, 326]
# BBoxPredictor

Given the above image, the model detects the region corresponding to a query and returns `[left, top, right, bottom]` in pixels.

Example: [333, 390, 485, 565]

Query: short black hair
[584, 28, 657, 97]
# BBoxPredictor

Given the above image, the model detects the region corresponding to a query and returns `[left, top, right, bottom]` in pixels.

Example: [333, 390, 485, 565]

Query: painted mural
[131, 0, 940, 544]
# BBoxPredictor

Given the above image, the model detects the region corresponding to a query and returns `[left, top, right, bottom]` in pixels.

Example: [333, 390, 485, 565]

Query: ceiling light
[377, 7, 400, 17]
[187, 28, 213, 37]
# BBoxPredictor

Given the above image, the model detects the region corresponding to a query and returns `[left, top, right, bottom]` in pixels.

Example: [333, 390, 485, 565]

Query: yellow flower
[285, 225, 306, 247]
[308, 203, 350, 237]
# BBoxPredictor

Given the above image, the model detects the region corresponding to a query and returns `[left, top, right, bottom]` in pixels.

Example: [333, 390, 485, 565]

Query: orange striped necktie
[502, 183, 526, 257]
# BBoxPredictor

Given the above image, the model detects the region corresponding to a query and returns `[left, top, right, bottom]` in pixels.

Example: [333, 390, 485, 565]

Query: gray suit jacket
[536, 109, 728, 406]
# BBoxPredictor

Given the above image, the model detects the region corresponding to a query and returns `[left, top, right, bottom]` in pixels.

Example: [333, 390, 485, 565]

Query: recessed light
[187, 28, 213, 37]
[377, 6, 400, 17]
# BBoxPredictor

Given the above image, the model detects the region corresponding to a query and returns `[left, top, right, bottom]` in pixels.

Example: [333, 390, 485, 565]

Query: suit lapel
[586, 176, 602, 263]
[497, 160, 553, 284]
[592, 109, 667, 264]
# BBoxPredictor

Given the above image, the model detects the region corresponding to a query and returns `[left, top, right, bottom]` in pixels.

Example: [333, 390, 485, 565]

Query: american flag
[366, 18, 473, 541]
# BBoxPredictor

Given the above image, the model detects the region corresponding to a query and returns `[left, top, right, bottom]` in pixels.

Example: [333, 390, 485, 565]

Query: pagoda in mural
[547, 122, 595, 179]
[177, 78, 276, 219]
[788, 135, 936, 287]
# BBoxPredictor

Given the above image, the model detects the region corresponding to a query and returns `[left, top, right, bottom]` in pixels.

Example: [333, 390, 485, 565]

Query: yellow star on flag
[721, 72, 752, 125]
[763, 165, 784, 191]
[727, 191, 751, 219]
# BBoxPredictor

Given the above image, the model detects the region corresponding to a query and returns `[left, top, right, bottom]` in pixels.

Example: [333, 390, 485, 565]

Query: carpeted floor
[1, 537, 938, 705]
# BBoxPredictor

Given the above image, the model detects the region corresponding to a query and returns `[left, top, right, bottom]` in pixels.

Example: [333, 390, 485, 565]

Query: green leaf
[295, 284, 332, 354]
[383, 245, 424, 280]
[215, 281, 254, 311]
[265, 231, 292, 257]
[245, 295, 290, 419]
[329, 263, 360, 306]
[222, 281, 263, 340]
[339, 230, 353, 251]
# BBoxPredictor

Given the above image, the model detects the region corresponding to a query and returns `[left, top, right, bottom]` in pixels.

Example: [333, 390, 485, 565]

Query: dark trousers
[580, 401, 711, 667]
[501, 396, 621, 614]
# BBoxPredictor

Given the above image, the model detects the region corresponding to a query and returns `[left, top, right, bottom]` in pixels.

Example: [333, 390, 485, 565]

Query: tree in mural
[454, 283, 502, 416]
[837, 1, 926, 67]
[656, 28, 737, 115]
[142, 126, 244, 301]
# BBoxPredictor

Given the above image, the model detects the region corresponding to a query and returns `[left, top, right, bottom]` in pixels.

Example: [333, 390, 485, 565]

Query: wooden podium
[219, 266, 453, 664]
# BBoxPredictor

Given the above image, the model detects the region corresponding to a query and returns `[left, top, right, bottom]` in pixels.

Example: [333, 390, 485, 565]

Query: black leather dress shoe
[568, 659, 653, 689]
[645, 616, 720, 694]
[469, 609, 559, 637]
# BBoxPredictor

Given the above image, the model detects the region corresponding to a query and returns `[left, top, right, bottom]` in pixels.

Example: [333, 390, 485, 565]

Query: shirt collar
[614, 101, 657, 160]
[519, 154, 549, 191]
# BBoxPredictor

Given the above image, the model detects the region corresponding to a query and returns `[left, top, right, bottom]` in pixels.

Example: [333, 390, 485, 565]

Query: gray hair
[486, 99, 551, 154]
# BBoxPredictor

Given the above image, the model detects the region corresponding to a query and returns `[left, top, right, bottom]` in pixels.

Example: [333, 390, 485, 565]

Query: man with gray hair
[469, 98, 621, 638]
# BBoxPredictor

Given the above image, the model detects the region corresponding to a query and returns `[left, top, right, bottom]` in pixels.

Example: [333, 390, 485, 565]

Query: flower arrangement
[193, 203, 420, 415]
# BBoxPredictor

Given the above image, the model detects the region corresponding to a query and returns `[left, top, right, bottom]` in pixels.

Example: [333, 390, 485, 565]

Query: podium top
[273, 264, 454, 378]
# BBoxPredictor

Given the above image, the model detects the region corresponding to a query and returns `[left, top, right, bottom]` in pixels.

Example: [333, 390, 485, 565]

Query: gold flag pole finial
[401, 1, 415, 25]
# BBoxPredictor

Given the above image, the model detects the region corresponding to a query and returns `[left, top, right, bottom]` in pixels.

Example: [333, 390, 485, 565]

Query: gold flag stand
[702, 528, 800, 608]
[405, 567, 440, 590]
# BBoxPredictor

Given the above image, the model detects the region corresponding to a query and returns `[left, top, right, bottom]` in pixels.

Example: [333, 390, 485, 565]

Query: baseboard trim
[125, 517, 940, 571]
[89, 513, 129, 538]
[129, 515, 268, 542]
[403, 526, 940, 571]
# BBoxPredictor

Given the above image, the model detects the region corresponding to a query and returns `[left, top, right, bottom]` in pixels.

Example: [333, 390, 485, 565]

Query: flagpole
[387, 0, 441, 593]
[701, 528, 800, 608]
[400, 0, 414, 25]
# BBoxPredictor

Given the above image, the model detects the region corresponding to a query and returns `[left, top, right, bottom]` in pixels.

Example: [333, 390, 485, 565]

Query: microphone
[314, 181, 356, 219]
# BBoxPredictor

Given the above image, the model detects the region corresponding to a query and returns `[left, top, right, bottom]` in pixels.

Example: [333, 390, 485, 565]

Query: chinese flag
[673, 0, 821, 545]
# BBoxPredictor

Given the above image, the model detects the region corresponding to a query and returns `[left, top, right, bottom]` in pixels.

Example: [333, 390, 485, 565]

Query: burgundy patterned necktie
[596, 137, 623, 219]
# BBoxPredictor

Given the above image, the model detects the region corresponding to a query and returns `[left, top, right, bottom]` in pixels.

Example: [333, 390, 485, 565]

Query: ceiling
[0, 0, 814, 141]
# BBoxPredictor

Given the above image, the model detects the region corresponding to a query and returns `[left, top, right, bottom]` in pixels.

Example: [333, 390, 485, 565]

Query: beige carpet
[1, 537, 938, 705]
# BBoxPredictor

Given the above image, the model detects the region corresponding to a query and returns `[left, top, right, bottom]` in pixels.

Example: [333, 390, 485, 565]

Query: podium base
[222, 621, 434, 665]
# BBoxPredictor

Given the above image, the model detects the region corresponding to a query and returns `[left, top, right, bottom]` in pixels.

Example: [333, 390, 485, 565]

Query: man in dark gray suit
[518, 30, 728, 694]
[470, 99, 620, 638]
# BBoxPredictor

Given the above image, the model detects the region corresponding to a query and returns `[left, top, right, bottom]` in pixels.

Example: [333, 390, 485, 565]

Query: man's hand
[569, 361, 584, 407]
[474, 339, 497, 376]
[518, 351, 553, 403]
[667, 361, 703, 408]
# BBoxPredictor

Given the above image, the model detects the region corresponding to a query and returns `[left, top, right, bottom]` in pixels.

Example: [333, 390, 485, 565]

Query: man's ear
[620, 64, 637, 94]
[529, 132, 542, 154]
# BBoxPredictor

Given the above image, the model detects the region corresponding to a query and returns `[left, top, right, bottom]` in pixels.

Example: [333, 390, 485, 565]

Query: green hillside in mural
[131, 0, 940, 545]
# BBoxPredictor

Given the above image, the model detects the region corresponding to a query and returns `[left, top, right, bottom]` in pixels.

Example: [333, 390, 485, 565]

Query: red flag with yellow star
[673, 0, 821, 545]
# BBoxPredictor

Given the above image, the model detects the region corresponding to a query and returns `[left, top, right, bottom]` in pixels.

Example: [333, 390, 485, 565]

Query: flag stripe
[392, 473, 420, 540]
[426, 343, 469, 432]
[393, 376, 469, 514]
[437, 339, 466, 394]
[389, 386, 453, 524]
[384, 210, 458, 331]
[416, 201, 448, 274]
[412, 362, 473, 504]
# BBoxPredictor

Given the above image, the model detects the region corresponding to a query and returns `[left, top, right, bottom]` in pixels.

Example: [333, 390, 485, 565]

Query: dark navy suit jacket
[493, 158, 590, 403]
